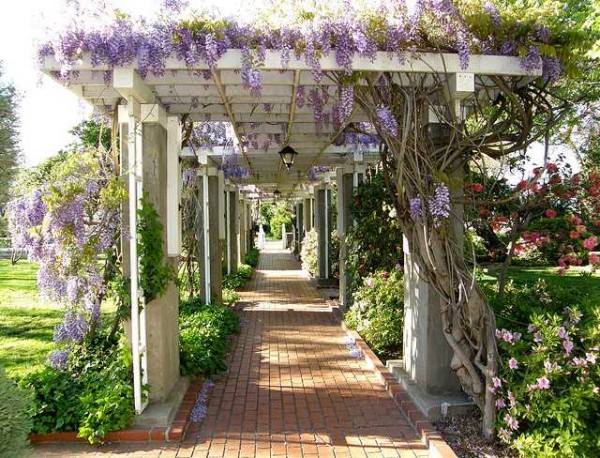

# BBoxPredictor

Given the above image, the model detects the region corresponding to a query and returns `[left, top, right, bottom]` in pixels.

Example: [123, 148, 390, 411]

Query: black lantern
[278, 145, 298, 170]
[273, 189, 281, 198]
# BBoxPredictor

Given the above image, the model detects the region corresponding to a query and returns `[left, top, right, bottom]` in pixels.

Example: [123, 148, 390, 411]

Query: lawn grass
[0, 259, 116, 379]
[481, 264, 600, 297]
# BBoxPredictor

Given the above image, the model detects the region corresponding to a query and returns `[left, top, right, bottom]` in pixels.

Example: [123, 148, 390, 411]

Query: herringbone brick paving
[32, 242, 428, 457]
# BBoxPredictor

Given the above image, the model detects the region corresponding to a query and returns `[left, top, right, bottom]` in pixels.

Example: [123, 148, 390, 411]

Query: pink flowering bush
[493, 307, 600, 457]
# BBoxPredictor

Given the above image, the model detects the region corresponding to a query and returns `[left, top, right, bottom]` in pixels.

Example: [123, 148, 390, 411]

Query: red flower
[569, 231, 580, 239]
[472, 183, 483, 193]
[546, 163, 558, 172]
[479, 209, 491, 218]
[588, 186, 599, 197]
[570, 215, 583, 225]
[571, 173, 581, 185]
[549, 174, 562, 185]
[545, 209, 557, 218]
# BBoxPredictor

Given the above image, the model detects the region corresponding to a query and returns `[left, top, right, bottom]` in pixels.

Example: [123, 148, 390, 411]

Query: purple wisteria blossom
[409, 197, 423, 223]
[428, 183, 451, 222]
[376, 105, 398, 137]
[54, 312, 88, 344]
[49, 349, 71, 370]
[483, 2, 501, 27]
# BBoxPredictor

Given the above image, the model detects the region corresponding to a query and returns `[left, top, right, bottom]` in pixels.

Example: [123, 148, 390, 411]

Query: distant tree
[0, 63, 20, 208]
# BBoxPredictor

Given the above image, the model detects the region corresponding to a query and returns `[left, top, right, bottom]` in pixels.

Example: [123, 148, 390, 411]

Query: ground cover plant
[179, 298, 240, 377]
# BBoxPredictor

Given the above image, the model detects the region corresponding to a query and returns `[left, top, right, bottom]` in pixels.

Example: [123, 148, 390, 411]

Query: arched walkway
[32, 242, 429, 457]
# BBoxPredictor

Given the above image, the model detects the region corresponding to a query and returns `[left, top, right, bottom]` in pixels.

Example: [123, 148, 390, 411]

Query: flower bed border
[331, 305, 458, 458]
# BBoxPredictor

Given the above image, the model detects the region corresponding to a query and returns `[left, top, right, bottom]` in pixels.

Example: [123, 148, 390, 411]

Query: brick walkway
[32, 242, 428, 458]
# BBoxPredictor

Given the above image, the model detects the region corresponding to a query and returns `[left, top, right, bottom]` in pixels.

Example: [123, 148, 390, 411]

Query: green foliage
[221, 288, 239, 306]
[0, 367, 31, 457]
[244, 247, 260, 267]
[237, 264, 252, 279]
[300, 228, 318, 276]
[179, 299, 240, 376]
[494, 306, 600, 457]
[344, 270, 404, 360]
[0, 63, 20, 207]
[262, 201, 293, 239]
[69, 117, 112, 151]
[346, 172, 403, 298]
[20, 338, 134, 444]
[137, 194, 174, 303]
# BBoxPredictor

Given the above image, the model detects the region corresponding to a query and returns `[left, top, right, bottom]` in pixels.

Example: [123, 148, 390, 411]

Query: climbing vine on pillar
[137, 194, 175, 303]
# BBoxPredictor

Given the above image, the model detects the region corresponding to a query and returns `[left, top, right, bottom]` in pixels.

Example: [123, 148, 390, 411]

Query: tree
[0, 62, 20, 209]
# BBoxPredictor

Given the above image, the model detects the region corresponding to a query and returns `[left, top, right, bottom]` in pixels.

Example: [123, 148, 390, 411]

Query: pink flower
[558, 327, 569, 339]
[583, 236, 598, 250]
[570, 231, 581, 239]
[365, 278, 373, 287]
[508, 358, 519, 370]
[495, 398, 506, 408]
[537, 377, 551, 389]
[586, 352, 597, 364]
[545, 209, 557, 218]
[508, 391, 516, 407]
[504, 414, 519, 430]
[492, 376, 502, 388]
[575, 224, 587, 234]
[564, 339, 574, 355]
[590, 254, 600, 265]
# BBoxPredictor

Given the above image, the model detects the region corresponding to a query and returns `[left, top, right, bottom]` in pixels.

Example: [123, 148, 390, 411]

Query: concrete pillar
[303, 198, 312, 232]
[238, 198, 247, 262]
[297, 202, 305, 244]
[337, 168, 355, 309]
[315, 186, 332, 280]
[281, 223, 287, 249]
[197, 171, 223, 304]
[226, 188, 239, 274]
[400, 165, 466, 418]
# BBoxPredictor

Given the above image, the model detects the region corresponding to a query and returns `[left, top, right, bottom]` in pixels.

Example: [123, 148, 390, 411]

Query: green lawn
[481, 264, 600, 297]
[0, 259, 115, 379]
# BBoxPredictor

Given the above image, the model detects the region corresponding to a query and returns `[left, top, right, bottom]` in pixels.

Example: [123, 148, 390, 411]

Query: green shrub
[0, 367, 32, 458]
[179, 302, 240, 376]
[237, 264, 252, 279]
[244, 247, 260, 267]
[222, 288, 240, 306]
[345, 270, 404, 359]
[20, 339, 134, 444]
[494, 306, 600, 457]
[300, 228, 318, 276]
[223, 274, 245, 290]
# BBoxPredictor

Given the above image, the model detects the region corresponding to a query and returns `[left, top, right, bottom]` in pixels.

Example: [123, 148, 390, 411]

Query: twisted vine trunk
[405, 222, 498, 438]
[347, 70, 502, 438]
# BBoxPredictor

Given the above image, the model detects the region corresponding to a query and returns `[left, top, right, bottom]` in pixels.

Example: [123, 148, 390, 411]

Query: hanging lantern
[278, 145, 298, 170]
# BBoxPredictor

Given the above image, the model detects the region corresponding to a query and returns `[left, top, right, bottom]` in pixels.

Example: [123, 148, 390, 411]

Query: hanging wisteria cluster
[40, 0, 565, 97]
[6, 149, 122, 368]
[408, 183, 451, 226]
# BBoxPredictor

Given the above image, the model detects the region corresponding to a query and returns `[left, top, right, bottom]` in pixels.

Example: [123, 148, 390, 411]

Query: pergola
[42, 49, 537, 419]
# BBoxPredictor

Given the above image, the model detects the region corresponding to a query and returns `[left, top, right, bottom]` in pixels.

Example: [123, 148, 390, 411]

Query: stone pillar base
[386, 360, 474, 422]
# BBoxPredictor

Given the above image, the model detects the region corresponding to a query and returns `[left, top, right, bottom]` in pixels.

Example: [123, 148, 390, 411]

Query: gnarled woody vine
[332, 69, 574, 438]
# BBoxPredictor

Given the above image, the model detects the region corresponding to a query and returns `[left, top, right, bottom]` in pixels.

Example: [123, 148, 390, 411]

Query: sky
[0, 0, 573, 174]
[0, 0, 245, 167]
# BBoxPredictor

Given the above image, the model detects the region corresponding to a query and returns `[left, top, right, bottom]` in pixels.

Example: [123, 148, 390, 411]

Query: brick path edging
[28, 376, 205, 444]
[331, 305, 459, 458]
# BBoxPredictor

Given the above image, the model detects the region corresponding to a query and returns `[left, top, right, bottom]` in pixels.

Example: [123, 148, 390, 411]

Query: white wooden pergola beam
[113, 68, 156, 104]
[44, 51, 541, 77]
